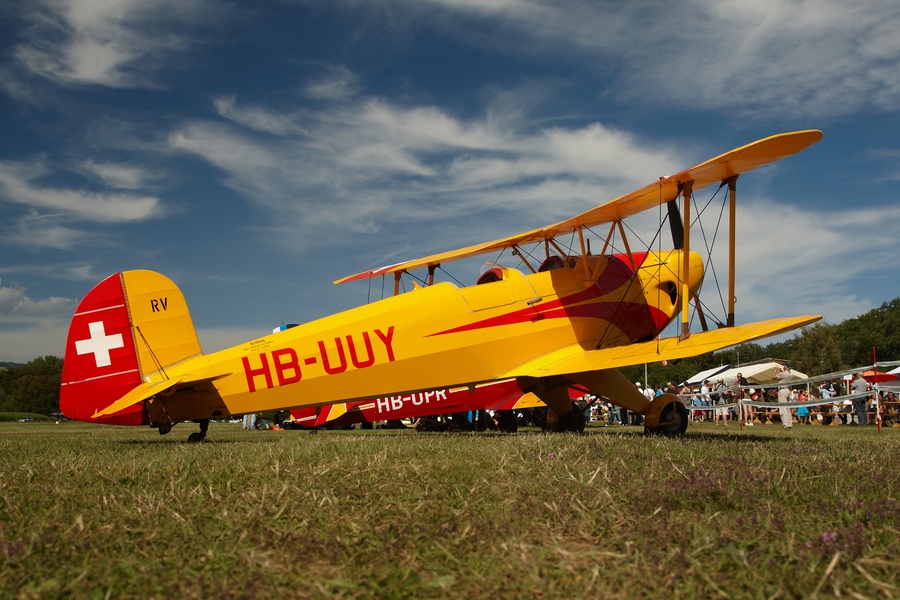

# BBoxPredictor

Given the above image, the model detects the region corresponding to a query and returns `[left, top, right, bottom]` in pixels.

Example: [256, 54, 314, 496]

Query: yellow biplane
[60, 130, 823, 441]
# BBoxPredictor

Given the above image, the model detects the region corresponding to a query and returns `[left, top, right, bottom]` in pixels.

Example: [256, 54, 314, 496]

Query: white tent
[685, 364, 733, 386]
[714, 362, 807, 386]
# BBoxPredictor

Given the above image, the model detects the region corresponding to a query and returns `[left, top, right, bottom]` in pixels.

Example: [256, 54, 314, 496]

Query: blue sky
[2, 0, 900, 362]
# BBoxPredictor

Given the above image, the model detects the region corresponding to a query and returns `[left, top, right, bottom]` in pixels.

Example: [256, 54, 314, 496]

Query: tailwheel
[188, 419, 210, 443]
[644, 396, 688, 437]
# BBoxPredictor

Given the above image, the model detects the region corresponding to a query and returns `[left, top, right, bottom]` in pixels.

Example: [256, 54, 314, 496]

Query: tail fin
[60, 270, 202, 425]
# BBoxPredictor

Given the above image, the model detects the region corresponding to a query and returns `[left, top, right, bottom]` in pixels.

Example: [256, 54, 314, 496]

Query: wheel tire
[650, 401, 688, 437]
[554, 400, 587, 433]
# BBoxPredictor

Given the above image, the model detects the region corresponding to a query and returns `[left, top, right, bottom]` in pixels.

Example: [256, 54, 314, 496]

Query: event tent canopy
[685, 364, 733, 386]
[688, 361, 807, 387]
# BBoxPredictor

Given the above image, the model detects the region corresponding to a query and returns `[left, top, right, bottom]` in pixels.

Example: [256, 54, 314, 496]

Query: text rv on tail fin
[60, 270, 202, 425]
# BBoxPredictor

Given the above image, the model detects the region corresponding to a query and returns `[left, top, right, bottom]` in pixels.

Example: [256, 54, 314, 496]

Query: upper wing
[500, 315, 821, 379]
[336, 130, 822, 284]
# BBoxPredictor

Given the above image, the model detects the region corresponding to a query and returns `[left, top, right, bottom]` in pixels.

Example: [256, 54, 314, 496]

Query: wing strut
[727, 175, 739, 327]
[616, 221, 636, 270]
[599, 222, 616, 255]
[693, 295, 710, 332]
[512, 245, 537, 274]
[680, 181, 693, 341]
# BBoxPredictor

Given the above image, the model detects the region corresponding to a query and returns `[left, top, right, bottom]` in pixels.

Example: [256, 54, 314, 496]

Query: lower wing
[501, 315, 820, 379]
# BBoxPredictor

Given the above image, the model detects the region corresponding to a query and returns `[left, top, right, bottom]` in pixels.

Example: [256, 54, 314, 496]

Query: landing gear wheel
[645, 401, 688, 437]
[549, 400, 588, 433]
[529, 408, 549, 431]
[494, 410, 518, 433]
[188, 418, 210, 443]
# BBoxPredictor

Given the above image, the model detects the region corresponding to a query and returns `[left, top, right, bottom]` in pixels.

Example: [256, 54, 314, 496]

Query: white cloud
[167, 91, 689, 256]
[0, 160, 162, 222]
[13, 0, 213, 88]
[705, 197, 900, 325]
[0, 280, 76, 323]
[389, 0, 900, 119]
[214, 95, 310, 137]
[81, 160, 157, 190]
[2, 212, 89, 250]
[303, 65, 360, 101]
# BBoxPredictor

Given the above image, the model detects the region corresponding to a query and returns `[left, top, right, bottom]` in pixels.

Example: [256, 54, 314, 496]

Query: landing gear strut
[188, 419, 209, 443]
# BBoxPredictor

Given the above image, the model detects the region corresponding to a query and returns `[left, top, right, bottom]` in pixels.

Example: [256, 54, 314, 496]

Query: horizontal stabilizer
[92, 372, 230, 419]
[501, 315, 821, 380]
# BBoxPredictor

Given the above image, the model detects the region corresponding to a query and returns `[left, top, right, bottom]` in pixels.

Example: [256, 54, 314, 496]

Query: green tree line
[3, 299, 900, 415]
[0, 356, 63, 415]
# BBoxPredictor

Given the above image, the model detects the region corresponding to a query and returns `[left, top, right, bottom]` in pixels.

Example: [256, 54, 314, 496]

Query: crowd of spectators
[586, 374, 899, 428]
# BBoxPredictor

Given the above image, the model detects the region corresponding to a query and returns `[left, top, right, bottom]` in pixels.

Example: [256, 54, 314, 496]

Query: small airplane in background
[287, 380, 590, 432]
[59, 130, 823, 441]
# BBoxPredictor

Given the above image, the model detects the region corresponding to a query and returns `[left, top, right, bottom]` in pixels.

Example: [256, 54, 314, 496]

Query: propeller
[666, 200, 684, 250]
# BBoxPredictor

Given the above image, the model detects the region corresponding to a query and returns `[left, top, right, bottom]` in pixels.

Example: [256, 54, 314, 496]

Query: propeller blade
[666, 200, 684, 250]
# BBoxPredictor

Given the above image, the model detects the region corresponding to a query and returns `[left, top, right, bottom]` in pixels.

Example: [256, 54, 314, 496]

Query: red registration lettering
[242, 354, 273, 392]
[272, 348, 302, 386]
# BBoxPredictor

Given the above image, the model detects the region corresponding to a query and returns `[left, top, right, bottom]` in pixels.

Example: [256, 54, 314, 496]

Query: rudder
[60, 270, 202, 425]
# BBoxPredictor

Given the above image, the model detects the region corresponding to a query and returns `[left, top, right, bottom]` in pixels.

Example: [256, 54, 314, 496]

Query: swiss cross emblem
[75, 321, 125, 368]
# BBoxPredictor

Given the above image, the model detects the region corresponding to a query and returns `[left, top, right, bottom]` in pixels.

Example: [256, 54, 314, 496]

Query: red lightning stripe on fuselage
[429, 253, 670, 342]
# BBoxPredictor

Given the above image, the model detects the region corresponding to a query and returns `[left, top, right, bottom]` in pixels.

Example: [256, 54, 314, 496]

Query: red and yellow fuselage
[203, 249, 700, 419]
[62, 249, 702, 427]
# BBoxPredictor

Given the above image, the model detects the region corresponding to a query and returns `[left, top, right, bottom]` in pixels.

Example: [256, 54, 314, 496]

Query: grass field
[2, 420, 898, 599]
